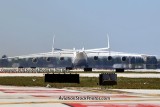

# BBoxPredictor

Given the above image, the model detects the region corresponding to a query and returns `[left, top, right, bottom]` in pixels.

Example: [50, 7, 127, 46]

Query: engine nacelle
[108, 56, 112, 61]
[121, 56, 127, 62]
[60, 57, 64, 61]
[32, 58, 38, 63]
[94, 56, 98, 60]
[46, 57, 51, 62]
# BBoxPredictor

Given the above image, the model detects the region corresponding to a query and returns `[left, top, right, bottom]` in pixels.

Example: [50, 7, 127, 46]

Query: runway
[0, 86, 159, 107]
[0, 73, 160, 78]
[0, 72, 160, 106]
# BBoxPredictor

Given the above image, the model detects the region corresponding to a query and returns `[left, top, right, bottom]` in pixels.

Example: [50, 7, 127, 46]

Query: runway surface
[0, 86, 160, 107]
[0, 73, 160, 78]
[0, 72, 160, 106]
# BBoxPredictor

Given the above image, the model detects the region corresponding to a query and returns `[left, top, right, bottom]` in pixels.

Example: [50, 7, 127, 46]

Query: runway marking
[0, 99, 160, 105]
[0, 88, 140, 99]
[0, 86, 160, 106]
[0, 89, 81, 94]
[65, 103, 160, 107]
[31, 95, 51, 97]
[0, 88, 142, 100]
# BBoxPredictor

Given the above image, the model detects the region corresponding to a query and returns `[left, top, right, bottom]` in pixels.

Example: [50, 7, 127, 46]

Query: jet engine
[60, 57, 64, 61]
[94, 56, 98, 60]
[32, 58, 38, 63]
[108, 56, 112, 61]
[46, 57, 51, 62]
[121, 56, 127, 62]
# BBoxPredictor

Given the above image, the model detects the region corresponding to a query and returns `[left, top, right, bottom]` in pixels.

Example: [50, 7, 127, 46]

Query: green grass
[116, 77, 160, 89]
[0, 77, 160, 89]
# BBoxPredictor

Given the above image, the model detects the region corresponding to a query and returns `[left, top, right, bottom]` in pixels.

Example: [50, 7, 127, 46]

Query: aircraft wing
[85, 50, 147, 57]
[1, 50, 75, 68]
[7, 50, 74, 59]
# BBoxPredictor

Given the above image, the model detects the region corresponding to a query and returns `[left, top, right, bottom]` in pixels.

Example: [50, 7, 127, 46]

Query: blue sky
[0, 0, 160, 57]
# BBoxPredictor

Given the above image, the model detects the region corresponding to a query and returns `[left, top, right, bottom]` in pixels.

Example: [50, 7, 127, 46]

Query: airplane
[0, 35, 158, 72]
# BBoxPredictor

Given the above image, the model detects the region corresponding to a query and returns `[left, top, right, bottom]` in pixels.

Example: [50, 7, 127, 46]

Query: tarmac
[0, 72, 160, 106]
[0, 85, 159, 107]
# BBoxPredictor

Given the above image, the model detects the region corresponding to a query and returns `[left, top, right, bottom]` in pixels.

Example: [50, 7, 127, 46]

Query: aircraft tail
[107, 34, 110, 49]
[51, 35, 75, 52]
[52, 35, 55, 52]
[85, 34, 110, 52]
[51, 34, 110, 53]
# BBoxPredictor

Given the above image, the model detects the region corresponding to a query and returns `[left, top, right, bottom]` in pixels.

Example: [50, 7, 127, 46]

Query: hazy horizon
[0, 0, 160, 58]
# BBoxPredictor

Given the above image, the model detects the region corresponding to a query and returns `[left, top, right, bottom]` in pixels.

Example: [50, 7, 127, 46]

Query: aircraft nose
[73, 52, 88, 67]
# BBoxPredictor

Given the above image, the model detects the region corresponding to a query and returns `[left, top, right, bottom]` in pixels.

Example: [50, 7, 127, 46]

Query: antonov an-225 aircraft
[0, 35, 158, 72]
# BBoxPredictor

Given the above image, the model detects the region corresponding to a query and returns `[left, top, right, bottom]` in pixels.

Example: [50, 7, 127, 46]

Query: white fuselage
[72, 51, 88, 67]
